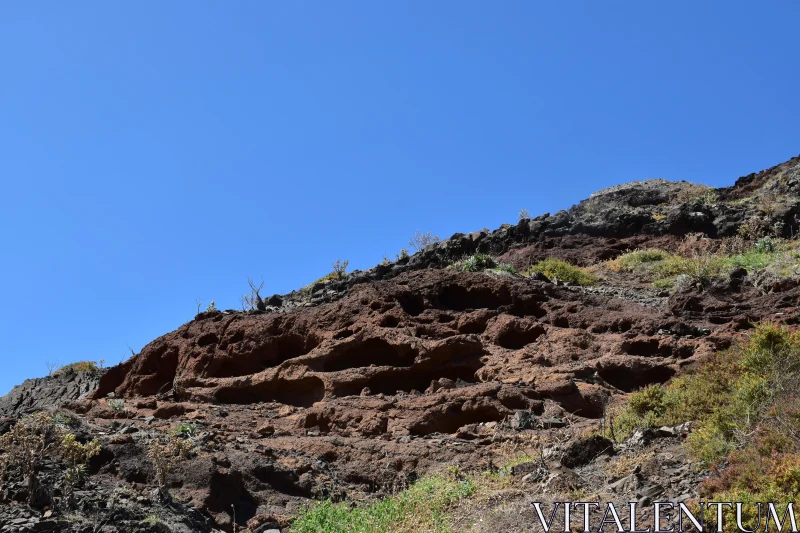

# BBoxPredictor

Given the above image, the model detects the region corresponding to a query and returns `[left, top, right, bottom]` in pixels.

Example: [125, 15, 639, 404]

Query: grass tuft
[523, 258, 595, 285]
[449, 254, 517, 274]
[55, 361, 100, 374]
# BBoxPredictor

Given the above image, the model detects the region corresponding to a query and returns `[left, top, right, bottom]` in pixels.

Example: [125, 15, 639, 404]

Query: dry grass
[603, 449, 657, 480]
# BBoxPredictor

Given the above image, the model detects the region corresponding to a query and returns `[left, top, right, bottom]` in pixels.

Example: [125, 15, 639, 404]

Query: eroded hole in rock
[408, 402, 507, 435]
[509, 300, 548, 318]
[414, 325, 456, 339]
[342, 472, 382, 489]
[438, 285, 510, 311]
[124, 468, 149, 484]
[88, 447, 116, 476]
[497, 389, 540, 410]
[213, 334, 320, 377]
[198, 333, 219, 347]
[596, 363, 675, 392]
[207, 470, 258, 524]
[709, 316, 733, 325]
[323, 338, 417, 371]
[380, 315, 400, 328]
[497, 325, 545, 350]
[612, 319, 633, 332]
[215, 376, 325, 408]
[458, 316, 490, 334]
[364, 356, 484, 396]
[675, 345, 695, 358]
[228, 330, 245, 344]
[621, 339, 662, 357]
[333, 329, 355, 340]
[396, 293, 426, 316]
[252, 463, 313, 498]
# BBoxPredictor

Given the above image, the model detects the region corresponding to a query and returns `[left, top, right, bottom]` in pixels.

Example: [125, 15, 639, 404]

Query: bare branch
[331, 259, 349, 278]
[242, 276, 266, 311]
[408, 231, 440, 252]
[45, 360, 61, 377]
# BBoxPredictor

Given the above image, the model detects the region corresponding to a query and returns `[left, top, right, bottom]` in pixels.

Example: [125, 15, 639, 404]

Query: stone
[510, 411, 536, 430]
[561, 435, 614, 468]
[537, 417, 567, 429]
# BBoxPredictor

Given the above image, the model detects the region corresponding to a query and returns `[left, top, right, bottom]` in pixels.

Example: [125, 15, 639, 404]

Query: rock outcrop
[0, 367, 103, 418]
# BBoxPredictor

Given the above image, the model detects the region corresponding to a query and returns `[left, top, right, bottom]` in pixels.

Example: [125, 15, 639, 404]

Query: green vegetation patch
[609, 324, 800, 529]
[291, 473, 475, 533]
[523, 258, 596, 285]
[607, 239, 800, 289]
[611, 324, 800, 462]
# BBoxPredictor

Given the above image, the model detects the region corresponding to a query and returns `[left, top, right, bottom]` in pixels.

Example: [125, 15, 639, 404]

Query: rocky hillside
[1, 154, 799, 532]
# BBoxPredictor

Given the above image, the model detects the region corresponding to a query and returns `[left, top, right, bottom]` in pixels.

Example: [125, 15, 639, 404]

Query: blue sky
[1, 2, 798, 395]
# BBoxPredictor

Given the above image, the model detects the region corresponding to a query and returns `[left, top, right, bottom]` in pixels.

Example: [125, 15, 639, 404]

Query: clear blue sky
[1, 2, 798, 395]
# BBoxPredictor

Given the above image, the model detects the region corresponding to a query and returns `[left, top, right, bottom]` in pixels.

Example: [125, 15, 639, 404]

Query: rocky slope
[1, 154, 799, 532]
[0, 367, 103, 419]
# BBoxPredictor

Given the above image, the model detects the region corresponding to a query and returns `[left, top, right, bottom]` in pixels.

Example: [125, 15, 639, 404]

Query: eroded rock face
[68, 261, 800, 526]
[92, 269, 711, 422]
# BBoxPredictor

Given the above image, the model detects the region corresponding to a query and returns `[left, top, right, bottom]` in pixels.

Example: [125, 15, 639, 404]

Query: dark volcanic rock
[561, 435, 615, 468]
[0, 368, 103, 417]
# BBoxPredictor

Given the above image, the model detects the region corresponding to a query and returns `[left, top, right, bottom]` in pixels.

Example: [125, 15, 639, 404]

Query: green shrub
[610, 323, 800, 466]
[692, 190, 718, 206]
[107, 399, 125, 412]
[523, 258, 596, 285]
[459, 253, 496, 272]
[171, 423, 198, 439]
[755, 236, 777, 254]
[627, 385, 669, 418]
[610, 324, 800, 523]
